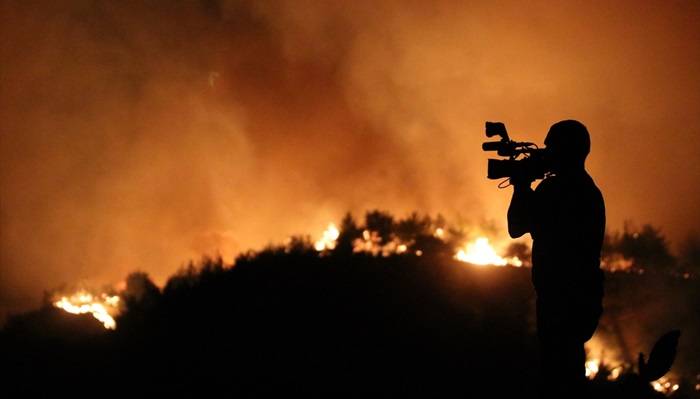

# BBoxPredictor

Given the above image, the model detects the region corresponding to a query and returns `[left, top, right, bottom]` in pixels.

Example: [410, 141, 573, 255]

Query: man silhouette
[507, 120, 605, 398]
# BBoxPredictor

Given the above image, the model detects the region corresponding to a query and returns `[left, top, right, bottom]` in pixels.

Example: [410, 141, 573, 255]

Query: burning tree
[311, 210, 521, 266]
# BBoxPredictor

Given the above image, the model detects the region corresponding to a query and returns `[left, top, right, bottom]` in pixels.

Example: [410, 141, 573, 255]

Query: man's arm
[507, 180, 535, 238]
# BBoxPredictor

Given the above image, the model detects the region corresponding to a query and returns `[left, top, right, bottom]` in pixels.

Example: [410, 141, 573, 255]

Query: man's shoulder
[584, 174, 604, 201]
[578, 174, 606, 216]
[534, 173, 604, 202]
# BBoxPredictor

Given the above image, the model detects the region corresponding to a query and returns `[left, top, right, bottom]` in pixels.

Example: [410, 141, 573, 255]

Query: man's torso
[530, 172, 605, 298]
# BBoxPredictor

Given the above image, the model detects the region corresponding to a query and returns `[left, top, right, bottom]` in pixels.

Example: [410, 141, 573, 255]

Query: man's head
[544, 120, 590, 174]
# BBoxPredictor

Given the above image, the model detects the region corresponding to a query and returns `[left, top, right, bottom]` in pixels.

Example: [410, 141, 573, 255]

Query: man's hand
[509, 174, 535, 190]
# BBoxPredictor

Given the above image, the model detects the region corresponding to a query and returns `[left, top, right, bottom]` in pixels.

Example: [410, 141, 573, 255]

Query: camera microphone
[482, 142, 503, 151]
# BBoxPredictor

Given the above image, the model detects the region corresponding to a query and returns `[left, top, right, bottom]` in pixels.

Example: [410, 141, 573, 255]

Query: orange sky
[1, 0, 699, 317]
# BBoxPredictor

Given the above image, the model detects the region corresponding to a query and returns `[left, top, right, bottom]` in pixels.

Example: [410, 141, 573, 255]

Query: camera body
[482, 122, 550, 181]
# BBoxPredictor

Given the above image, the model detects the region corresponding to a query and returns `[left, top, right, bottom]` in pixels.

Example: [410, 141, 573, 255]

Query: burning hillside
[52, 213, 526, 330]
[35, 211, 698, 398]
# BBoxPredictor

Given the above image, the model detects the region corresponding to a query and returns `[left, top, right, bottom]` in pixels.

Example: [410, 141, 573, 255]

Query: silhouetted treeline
[2, 211, 698, 397]
[3, 253, 538, 396]
[602, 222, 700, 277]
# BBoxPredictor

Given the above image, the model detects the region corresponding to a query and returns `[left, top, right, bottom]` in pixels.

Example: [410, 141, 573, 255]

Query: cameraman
[507, 120, 605, 398]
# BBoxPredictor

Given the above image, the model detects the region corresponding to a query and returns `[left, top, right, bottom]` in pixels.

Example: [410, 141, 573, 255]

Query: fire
[585, 359, 600, 378]
[351, 229, 414, 257]
[434, 227, 445, 238]
[585, 336, 625, 381]
[651, 377, 680, 395]
[314, 222, 527, 266]
[53, 290, 121, 330]
[584, 358, 626, 382]
[454, 237, 522, 267]
[314, 223, 340, 251]
[584, 339, 685, 393]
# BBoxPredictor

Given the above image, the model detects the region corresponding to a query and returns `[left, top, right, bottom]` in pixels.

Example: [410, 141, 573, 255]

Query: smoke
[1, 0, 700, 317]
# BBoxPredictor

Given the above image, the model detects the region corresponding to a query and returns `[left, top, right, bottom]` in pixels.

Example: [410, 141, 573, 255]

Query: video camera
[482, 122, 550, 181]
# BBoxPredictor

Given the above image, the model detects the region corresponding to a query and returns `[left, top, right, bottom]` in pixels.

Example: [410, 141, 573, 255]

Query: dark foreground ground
[2, 249, 699, 398]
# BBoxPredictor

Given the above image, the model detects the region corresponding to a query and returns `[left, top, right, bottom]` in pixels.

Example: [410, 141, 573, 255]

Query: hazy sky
[1, 0, 699, 316]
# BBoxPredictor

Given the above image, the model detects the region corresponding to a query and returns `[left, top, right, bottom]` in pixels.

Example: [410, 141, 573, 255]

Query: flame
[314, 221, 528, 266]
[53, 290, 121, 330]
[314, 223, 340, 251]
[608, 366, 623, 380]
[585, 359, 600, 378]
[585, 336, 626, 381]
[454, 237, 522, 267]
[585, 358, 627, 382]
[584, 338, 685, 392]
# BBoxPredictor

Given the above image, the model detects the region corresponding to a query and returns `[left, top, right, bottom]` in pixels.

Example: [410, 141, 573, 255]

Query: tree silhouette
[364, 210, 394, 245]
[616, 223, 676, 272]
[123, 271, 160, 309]
[394, 212, 432, 241]
[505, 242, 531, 265]
[336, 212, 361, 255]
[679, 232, 700, 277]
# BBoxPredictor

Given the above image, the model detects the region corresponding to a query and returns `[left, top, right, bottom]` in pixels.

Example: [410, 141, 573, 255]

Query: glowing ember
[53, 290, 121, 330]
[314, 223, 340, 251]
[352, 229, 413, 257]
[454, 237, 522, 267]
[353, 229, 382, 255]
[651, 377, 681, 394]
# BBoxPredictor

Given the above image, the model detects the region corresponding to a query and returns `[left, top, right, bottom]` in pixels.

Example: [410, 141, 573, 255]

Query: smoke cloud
[1, 0, 699, 317]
